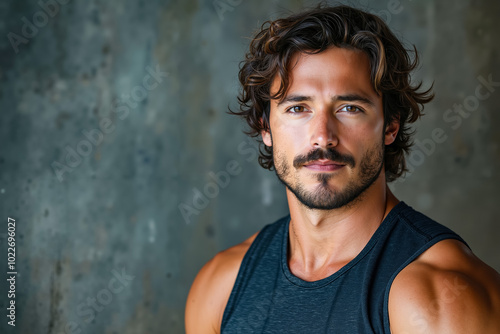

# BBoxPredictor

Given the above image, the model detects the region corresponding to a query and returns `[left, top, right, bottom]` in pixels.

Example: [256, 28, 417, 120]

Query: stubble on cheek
[273, 147, 289, 179]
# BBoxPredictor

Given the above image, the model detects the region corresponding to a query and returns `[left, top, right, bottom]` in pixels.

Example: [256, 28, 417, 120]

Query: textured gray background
[0, 0, 499, 333]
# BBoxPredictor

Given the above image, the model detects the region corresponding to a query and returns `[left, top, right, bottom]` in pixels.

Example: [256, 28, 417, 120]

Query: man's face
[262, 47, 397, 210]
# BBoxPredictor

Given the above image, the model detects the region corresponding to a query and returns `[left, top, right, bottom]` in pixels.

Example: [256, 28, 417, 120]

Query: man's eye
[340, 105, 362, 113]
[286, 106, 308, 113]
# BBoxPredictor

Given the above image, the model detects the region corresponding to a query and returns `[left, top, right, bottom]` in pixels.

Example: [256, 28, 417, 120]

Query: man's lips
[303, 159, 346, 171]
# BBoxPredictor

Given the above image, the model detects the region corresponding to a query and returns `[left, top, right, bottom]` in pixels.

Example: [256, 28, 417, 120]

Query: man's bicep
[185, 256, 221, 334]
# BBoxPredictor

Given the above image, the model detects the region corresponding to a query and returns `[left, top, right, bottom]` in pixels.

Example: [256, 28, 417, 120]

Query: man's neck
[286, 178, 399, 282]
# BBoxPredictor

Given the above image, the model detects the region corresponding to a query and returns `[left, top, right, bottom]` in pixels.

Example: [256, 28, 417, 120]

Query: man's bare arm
[185, 233, 258, 334]
[389, 239, 500, 334]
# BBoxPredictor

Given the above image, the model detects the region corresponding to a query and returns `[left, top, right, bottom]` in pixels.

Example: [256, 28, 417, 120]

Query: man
[185, 4, 500, 333]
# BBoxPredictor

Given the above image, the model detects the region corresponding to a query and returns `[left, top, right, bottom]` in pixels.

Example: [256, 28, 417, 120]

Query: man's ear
[261, 119, 272, 147]
[260, 108, 272, 146]
[384, 118, 400, 146]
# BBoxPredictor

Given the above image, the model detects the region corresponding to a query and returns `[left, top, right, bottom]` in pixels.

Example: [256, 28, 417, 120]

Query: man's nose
[309, 111, 338, 149]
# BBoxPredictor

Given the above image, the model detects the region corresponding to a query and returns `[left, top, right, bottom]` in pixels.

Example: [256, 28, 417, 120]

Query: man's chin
[286, 184, 341, 209]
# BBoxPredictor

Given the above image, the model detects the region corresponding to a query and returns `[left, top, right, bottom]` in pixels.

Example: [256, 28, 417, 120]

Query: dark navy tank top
[221, 201, 467, 333]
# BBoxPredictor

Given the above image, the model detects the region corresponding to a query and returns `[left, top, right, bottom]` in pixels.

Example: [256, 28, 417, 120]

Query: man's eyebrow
[276, 95, 313, 107]
[276, 94, 376, 107]
[333, 94, 375, 107]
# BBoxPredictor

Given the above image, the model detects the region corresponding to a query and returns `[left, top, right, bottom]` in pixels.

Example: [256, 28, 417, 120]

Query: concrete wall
[0, 0, 498, 333]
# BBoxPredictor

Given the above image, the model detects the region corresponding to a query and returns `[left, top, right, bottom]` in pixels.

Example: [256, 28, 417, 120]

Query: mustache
[293, 148, 355, 169]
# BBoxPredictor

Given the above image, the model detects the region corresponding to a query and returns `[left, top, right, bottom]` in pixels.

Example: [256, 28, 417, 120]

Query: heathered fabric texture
[221, 201, 466, 333]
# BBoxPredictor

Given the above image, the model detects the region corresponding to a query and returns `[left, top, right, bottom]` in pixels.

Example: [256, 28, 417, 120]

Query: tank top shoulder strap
[380, 203, 469, 331]
[397, 204, 469, 247]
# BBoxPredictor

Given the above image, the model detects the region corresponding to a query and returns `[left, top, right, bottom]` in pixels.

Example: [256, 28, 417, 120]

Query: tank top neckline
[280, 201, 408, 288]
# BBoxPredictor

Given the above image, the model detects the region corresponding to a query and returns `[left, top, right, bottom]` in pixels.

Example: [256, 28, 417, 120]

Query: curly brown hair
[230, 4, 434, 182]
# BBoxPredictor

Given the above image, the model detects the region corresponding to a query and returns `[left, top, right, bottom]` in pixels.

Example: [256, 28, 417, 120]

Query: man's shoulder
[185, 231, 259, 334]
[389, 238, 500, 333]
[209, 231, 260, 284]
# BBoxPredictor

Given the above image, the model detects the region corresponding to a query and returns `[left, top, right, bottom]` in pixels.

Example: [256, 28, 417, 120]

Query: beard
[273, 141, 384, 211]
